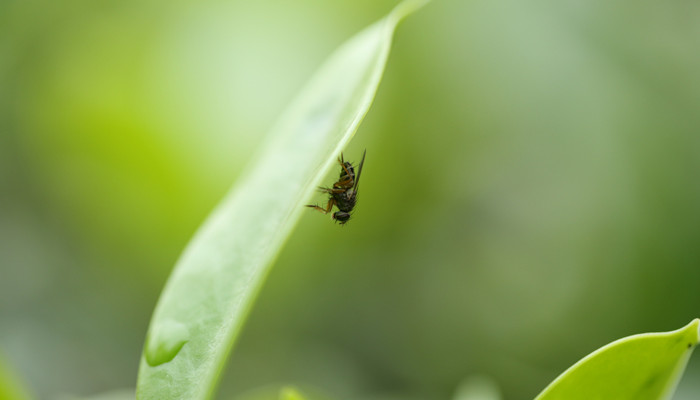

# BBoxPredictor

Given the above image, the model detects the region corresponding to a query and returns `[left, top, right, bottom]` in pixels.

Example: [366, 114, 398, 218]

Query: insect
[306, 150, 366, 225]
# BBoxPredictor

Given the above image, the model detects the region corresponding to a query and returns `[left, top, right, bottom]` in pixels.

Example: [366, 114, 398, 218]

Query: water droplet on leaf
[144, 319, 189, 367]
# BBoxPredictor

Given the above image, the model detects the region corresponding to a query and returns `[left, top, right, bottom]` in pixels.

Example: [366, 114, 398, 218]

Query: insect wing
[352, 149, 367, 192]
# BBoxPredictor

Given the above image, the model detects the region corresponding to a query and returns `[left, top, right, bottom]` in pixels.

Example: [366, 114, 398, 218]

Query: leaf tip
[677, 318, 700, 346]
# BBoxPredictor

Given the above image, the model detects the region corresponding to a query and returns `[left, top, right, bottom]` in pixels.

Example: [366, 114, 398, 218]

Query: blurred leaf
[230, 385, 327, 400]
[0, 356, 31, 400]
[535, 319, 699, 400]
[279, 387, 307, 400]
[452, 376, 501, 400]
[63, 389, 134, 400]
[136, 1, 429, 399]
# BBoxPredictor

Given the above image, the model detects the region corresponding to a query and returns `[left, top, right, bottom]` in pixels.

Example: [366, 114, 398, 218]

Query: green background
[1, 0, 699, 399]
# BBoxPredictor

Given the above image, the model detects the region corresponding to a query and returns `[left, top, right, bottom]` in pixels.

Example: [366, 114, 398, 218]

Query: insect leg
[319, 186, 346, 194]
[306, 198, 335, 214]
[339, 161, 354, 181]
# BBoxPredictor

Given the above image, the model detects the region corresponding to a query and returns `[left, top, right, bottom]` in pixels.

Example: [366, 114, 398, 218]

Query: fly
[306, 150, 366, 225]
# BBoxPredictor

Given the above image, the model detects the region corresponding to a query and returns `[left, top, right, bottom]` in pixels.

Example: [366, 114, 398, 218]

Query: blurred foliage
[1, 0, 700, 399]
[279, 387, 309, 400]
[0, 353, 32, 400]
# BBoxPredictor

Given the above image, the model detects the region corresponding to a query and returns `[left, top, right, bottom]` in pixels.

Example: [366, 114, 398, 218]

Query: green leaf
[535, 319, 699, 400]
[136, 1, 429, 399]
